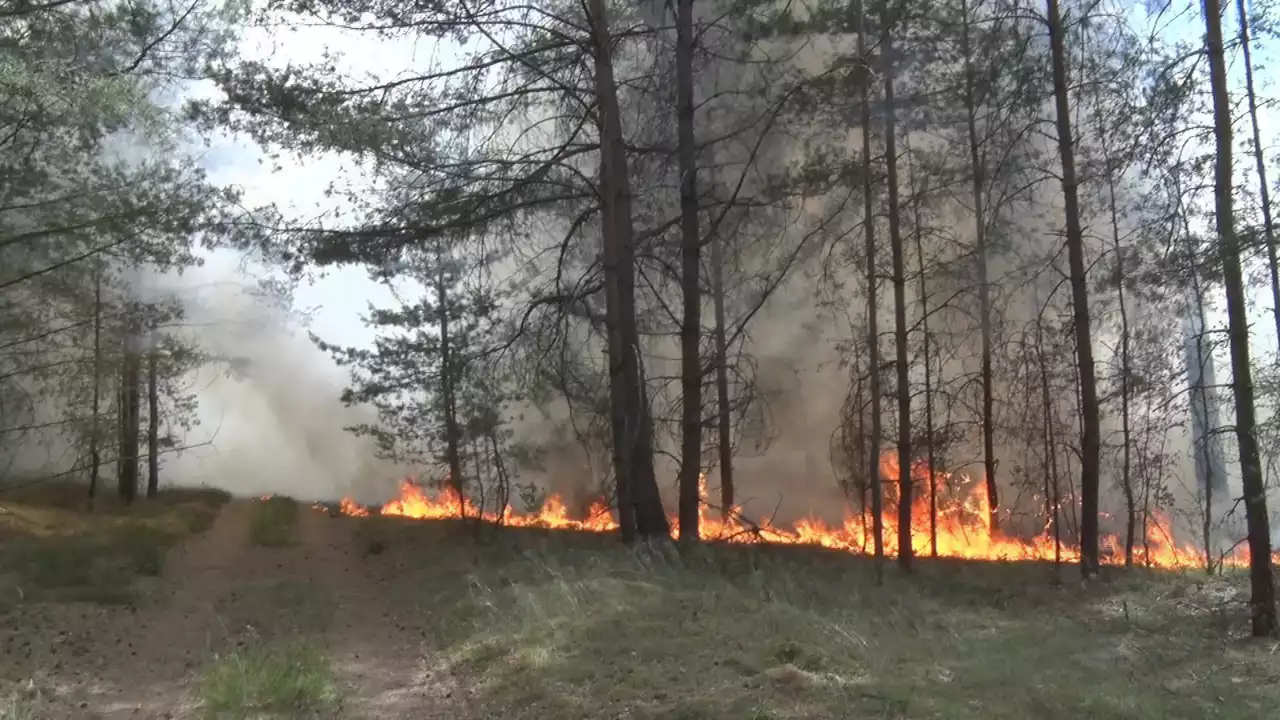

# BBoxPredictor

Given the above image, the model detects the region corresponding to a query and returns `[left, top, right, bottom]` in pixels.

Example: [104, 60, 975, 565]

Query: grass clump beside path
[0, 679, 46, 720]
[0, 481, 230, 605]
[249, 496, 299, 548]
[357, 518, 1280, 720]
[196, 641, 343, 719]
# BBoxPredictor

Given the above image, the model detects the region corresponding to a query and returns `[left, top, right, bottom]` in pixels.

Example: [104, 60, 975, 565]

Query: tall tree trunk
[1101, 138, 1134, 567]
[435, 243, 466, 513]
[1047, 0, 1101, 578]
[857, 0, 884, 573]
[489, 430, 511, 524]
[1189, 272, 1218, 572]
[1234, 0, 1280, 348]
[883, 14, 912, 571]
[675, 0, 702, 545]
[711, 229, 734, 517]
[146, 327, 159, 499]
[116, 363, 125, 492]
[118, 315, 141, 505]
[88, 270, 103, 503]
[1203, 0, 1277, 637]
[907, 147, 937, 558]
[1066, 344, 1081, 539]
[960, 0, 1000, 534]
[1037, 311, 1062, 572]
[589, 0, 670, 541]
[1182, 191, 1228, 568]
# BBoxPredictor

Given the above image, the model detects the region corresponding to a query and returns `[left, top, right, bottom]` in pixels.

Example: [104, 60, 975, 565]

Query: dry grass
[354, 516, 1280, 720]
[0, 679, 45, 720]
[0, 481, 230, 605]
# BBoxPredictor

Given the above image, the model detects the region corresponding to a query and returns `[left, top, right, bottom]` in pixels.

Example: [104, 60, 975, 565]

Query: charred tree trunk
[960, 0, 999, 534]
[883, 13, 912, 571]
[88, 270, 103, 503]
[675, 0, 702, 545]
[489, 430, 511, 524]
[1234, 0, 1280, 348]
[1037, 312, 1062, 572]
[118, 317, 141, 505]
[1203, 0, 1277, 636]
[590, 0, 670, 541]
[711, 230, 734, 517]
[116, 365, 125, 492]
[857, 0, 885, 572]
[1190, 274, 1217, 573]
[434, 242, 466, 511]
[907, 150, 937, 559]
[1101, 138, 1134, 567]
[146, 326, 159, 499]
[1047, 0, 1101, 578]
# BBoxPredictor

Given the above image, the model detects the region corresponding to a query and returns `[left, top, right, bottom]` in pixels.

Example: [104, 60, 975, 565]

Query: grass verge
[0, 680, 44, 720]
[196, 640, 343, 719]
[356, 517, 1280, 720]
[249, 496, 299, 548]
[0, 481, 230, 605]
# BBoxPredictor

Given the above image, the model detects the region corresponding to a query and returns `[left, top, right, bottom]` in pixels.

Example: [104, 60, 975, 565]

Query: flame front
[333, 455, 1261, 570]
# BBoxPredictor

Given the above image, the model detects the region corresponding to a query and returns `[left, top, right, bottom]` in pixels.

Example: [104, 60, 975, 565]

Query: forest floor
[2, 484, 1279, 719]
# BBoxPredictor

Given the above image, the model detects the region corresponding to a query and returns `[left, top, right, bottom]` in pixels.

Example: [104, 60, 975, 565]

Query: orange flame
[332, 455, 1262, 570]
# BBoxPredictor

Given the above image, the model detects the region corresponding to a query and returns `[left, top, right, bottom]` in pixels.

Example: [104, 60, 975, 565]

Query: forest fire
[332, 455, 1253, 571]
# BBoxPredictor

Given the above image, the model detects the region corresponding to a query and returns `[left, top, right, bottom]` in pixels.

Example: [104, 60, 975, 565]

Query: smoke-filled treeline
[5, 0, 1280, 638]
[201, 0, 1280, 634]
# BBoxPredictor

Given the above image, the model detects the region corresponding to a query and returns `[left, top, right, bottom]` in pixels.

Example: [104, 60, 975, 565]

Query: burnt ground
[0, 499, 459, 719]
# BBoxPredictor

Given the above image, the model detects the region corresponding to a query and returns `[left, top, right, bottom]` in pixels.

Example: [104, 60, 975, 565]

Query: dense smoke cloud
[159, 253, 407, 504]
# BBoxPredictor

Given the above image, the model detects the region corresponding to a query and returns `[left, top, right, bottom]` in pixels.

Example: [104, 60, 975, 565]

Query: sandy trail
[296, 508, 459, 719]
[1, 500, 460, 719]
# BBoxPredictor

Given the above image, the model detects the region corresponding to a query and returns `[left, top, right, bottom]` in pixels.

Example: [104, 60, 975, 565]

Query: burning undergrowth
[325, 453, 1259, 571]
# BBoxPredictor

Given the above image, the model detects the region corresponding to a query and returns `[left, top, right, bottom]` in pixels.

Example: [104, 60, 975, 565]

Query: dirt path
[86, 500, 263, 717]
[297, 511, 459, 719]
[5, 500, 461, 719]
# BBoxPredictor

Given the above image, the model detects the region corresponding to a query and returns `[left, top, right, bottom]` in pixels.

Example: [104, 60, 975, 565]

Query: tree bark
[883, 14, 912, 570]
[1203, 0, 1277, 636]
[589, 0, 670, 541]
[675, 0, 702, 545]
[857, 0, 884, 573]
[960, 0, 999, 532]
[146, 326, 159, 499]
[1047, 0, 1101, 578]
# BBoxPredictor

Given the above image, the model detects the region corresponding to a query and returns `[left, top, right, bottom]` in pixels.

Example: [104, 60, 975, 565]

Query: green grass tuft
[196, 641, 343, 719]
[249, 496, 299, 548]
